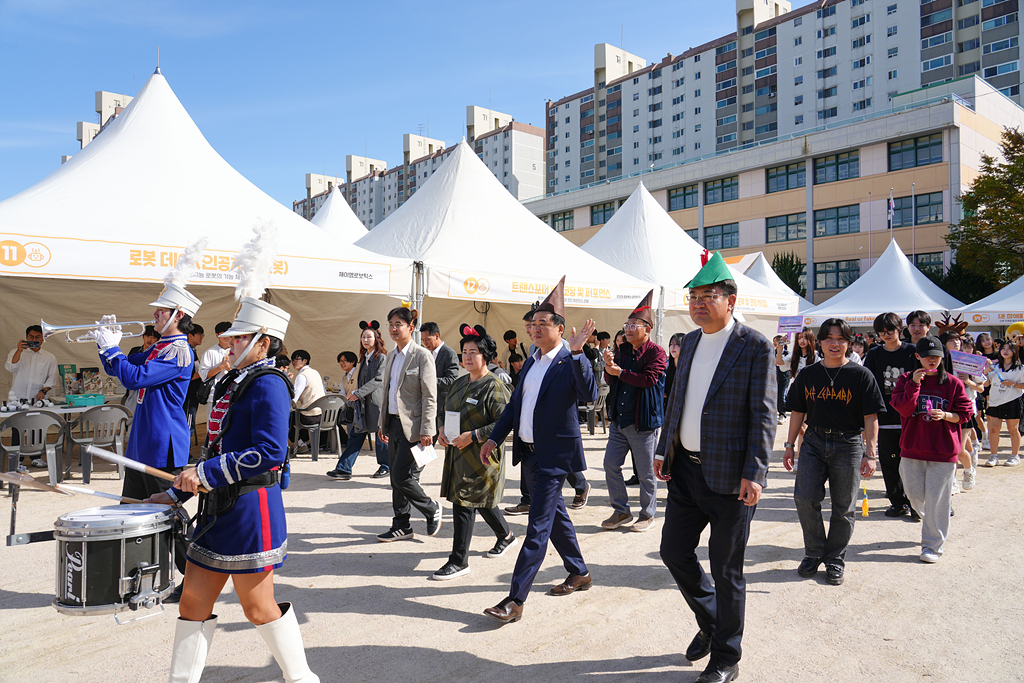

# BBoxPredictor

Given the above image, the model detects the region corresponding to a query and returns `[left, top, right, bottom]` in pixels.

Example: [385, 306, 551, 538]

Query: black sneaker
[371, 466, 390, 479]
[486, 534, 518, 558]
[326, 470, 352, 480]
[427, 501, 443, 537]
[431, 562, 470, 581]
[825, 563, 845, 586]
[377, 528, 414, 542]
[884, 504, 910, 518]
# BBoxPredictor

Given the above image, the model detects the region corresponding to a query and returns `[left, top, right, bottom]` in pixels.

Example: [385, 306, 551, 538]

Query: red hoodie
[890, 371, 975, 463]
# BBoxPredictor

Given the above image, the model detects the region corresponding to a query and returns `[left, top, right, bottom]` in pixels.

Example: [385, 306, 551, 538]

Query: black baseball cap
[916, 336, 944, 357]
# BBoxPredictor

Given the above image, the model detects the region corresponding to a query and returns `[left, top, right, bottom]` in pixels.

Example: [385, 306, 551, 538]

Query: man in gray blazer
[654, 253, 776, 683]
[421, 322, 461, 436]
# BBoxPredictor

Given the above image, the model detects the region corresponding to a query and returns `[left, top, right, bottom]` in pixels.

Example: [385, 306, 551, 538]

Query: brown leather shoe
[483, 597, 523, 623]
[549, 572, 592, 596]
[569, 482, 591, 509]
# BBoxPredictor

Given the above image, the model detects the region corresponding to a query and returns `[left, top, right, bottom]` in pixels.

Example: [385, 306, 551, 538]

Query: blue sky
[0, 1, 737, 207]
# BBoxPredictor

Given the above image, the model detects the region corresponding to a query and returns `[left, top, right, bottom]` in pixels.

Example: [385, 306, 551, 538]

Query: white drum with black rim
[53, 505, 178, 616]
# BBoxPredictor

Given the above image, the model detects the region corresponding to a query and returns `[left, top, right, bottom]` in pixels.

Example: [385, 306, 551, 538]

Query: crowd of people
[4, 247, 1023, 683]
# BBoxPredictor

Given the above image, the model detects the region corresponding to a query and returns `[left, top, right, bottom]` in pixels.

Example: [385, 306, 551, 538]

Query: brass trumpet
[41, 319, 148, 343]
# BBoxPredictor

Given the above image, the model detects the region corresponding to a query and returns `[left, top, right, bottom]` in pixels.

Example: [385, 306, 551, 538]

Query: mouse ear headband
[359, 320, 380, 331]
[460, 323, 487, 339]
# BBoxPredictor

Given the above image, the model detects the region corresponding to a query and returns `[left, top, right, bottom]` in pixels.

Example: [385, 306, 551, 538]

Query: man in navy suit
[655, 253, 776, 683]
[480, 276, 598, 624]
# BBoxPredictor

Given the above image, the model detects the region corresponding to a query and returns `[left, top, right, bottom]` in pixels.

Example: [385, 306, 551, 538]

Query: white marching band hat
[148, 282, 203, 317]
[221, 297, 290, 340]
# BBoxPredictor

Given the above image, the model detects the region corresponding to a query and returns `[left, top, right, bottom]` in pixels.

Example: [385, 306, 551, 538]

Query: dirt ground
[1, 426, 1022, 683]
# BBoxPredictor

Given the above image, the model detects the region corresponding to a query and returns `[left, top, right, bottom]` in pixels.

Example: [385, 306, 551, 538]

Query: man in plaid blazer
[654, 253, 776, 683]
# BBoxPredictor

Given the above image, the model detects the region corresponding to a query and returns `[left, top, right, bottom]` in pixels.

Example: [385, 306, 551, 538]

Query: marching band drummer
[146, 297, 319, 683]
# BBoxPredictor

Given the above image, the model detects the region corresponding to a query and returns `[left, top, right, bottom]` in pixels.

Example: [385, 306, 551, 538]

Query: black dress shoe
[685, 629, 713, 661]
[326, 469, 352, 480]
[797, 556, 822, 577]
[483, 597, 523, 623]
[695, 660, 739, 683]
[884, 504, 909, 517]
[624, 475, 640, 486]
[825, 563, 845, 585]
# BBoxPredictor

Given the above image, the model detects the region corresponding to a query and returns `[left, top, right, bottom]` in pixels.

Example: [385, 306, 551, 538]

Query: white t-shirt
[5, 347, 59, 401]
[987, 365, 1024, 407]
[388, 346, 407, 414]
[678, 318, 736, 453]
[197, 344, 230, 381]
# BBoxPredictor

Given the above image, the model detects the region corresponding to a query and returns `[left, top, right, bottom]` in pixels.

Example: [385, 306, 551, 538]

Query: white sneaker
[951, 476, 961, 495]
[16, 464, 30, 474]
[31, 458, 46, 468]
[982, 435, 991, 450]
[971, 441, 980, 469]
[1005, 455, 1021, 467]
[984, 455, 999, 467]
[962, 468, 976, 490]
[920, 548, 940, 563]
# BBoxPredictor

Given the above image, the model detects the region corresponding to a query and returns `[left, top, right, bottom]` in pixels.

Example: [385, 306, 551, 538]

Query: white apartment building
[294, 105, 545, 229]
[63, 90, 134, 164]
[293, 173, 345, 220]
[545, 0, 1023, 194]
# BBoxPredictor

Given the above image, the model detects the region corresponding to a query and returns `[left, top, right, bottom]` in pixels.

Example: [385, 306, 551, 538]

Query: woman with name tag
[433, 324, 515, 580]
[982, 339, 1024, 467]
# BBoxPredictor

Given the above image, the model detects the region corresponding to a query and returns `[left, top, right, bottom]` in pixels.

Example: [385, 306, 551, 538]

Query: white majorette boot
[255, 603, 319, 683]
[168, 615, 218, 683]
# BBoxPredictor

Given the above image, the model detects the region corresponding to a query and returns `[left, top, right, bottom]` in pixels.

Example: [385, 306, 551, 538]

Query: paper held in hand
[444, 411, 461, 441]
[951, 350, 988, 376]
[412, 442, 438, 468]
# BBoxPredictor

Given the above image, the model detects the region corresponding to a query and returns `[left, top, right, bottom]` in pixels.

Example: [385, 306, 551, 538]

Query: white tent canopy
[311, 187, 369, 242]
[580, 183, 799, 316]
[730, 252, 814, 312]
[0, 69, 412, 296]
[803, 239, 965, 326]
[956, 273, 1024, 326]
[356, 141, 651, 309]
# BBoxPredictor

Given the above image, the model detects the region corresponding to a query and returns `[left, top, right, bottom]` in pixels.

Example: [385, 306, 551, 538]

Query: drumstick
[56, 483, 153, 505]
[0, 471, 74, 496]
[85, 446, 209, 494]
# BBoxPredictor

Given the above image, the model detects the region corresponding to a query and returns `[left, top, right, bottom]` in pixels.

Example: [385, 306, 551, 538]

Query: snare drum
[53, 505, 178, 616]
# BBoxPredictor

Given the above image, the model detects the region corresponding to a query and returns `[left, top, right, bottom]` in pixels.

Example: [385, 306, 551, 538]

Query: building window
[815, 260, 860, 290]
[767, 163, 806, 193]
[705, 176, 739, 205]
[915, 252, 944, 275]
[685, 228, 699, 241]
[959, 15, 980, 29]
[591, 202, 615, 225]
[892, 197, 914, 227]
[669, 184, 699, 210]
[705, 223, 740, 250]
[960, 38, 981, 52]
[552, 211, 574, 232]
[888, 25, 898, 36]
[815, 151, 860, 183]
[814, 205, 861, 236]
[982, 12, 1017, 31]
[889, 134, 942, 171]
[916, 192, 944, 224]
[983, 60, 1019, 78]
[766, 213, 807, 243]
[795, 115, 804, 125]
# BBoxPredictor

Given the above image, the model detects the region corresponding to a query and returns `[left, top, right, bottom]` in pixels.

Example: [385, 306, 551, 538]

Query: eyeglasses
[622, 323, 649, 331]
[688, 292, 725, 304]
[387, 322, 407, 329]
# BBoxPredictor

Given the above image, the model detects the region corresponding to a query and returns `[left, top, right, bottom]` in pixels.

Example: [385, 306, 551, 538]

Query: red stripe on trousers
[258, 487, 272, 570]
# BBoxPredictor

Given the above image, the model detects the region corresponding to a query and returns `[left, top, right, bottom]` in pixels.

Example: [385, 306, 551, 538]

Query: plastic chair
[0, 410, 69, 487]
[580, 386, 610, 436]
[295, 395, 348, 462]
[67, 404, 132, 484]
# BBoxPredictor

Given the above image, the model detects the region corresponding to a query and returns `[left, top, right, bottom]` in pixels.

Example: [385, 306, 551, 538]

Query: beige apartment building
[526, 76, 1024, 302]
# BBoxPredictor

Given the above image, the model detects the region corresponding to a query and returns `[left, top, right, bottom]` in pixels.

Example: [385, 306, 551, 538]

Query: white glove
[93, 316, 123, 351]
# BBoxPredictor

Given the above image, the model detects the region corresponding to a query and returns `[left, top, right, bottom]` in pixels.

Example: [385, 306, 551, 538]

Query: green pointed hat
[685, 251, 733, 289]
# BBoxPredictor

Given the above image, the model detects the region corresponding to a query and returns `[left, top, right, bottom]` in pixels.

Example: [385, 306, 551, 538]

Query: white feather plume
[232, 219, 279, 300]
[163, 237, 209, 287]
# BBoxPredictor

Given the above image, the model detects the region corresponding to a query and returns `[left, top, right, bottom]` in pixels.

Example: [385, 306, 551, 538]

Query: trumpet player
[94, 279, 203, 602]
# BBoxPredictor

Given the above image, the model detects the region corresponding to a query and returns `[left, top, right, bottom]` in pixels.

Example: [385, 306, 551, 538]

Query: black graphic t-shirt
[787, 360, 887, 433]
[864, 342, 917, 427]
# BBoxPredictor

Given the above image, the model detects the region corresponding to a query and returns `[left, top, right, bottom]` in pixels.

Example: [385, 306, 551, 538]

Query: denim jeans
[793, 429, 864, 567]
[334, 425, 388, 474]
[604, 422, 658, 519]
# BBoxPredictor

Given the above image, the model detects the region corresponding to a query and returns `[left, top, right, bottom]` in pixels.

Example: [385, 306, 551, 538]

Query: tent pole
[656, 286, 665, 347]
[413, 261, 424, 344]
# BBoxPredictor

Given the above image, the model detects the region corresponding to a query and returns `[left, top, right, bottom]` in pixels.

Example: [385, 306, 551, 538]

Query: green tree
[772, 251, 807, 297]
[923, 262, 998, 304]
[947, 126, 1024, 286]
